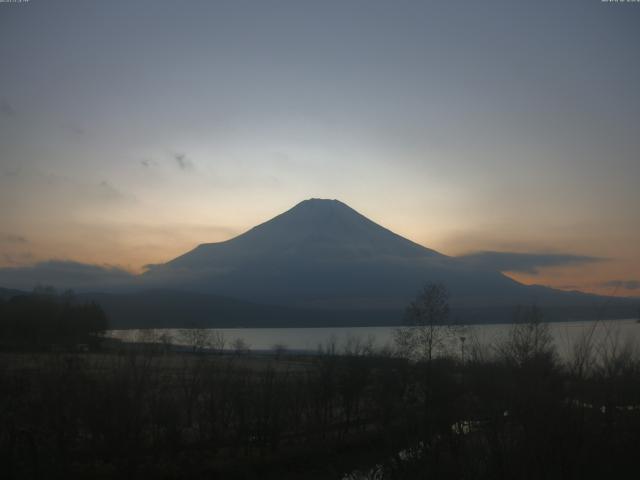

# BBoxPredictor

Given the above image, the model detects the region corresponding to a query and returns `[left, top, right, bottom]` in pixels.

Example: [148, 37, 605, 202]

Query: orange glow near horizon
[1, 198, 638, 298]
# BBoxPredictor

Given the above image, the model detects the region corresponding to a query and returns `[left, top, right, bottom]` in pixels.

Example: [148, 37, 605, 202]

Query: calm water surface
[109, 319, 640, 360]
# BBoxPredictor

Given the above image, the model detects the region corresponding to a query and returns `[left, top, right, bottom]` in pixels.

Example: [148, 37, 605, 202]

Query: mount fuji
[123, 198, 630, 326]
[4, 198, 632, 327]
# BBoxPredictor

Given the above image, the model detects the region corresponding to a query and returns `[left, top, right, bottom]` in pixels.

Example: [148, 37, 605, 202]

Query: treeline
[2, 318, 640, 479]
[349, 319, 640, 479]
[0, 288, 108, 350]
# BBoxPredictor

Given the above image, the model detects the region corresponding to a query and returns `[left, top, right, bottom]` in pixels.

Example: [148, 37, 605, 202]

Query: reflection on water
[108, 319, 640, 360]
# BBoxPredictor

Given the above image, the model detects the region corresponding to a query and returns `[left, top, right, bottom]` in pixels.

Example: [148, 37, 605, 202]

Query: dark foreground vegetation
[0, 288, 107, 351]
[1, 286, 639, 479]
[1, 327, 639, 478]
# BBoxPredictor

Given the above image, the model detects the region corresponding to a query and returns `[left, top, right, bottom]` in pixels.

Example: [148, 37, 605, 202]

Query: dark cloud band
[601, 280, 640, 291]
[457, 251, 605, 274]
[0, 260, 135, 291]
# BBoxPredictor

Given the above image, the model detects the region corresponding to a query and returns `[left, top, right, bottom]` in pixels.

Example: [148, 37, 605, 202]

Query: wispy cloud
[1, 234, 28, 244]
[140, 159, 158, 168]
[458, 251, 605, 274]
[98, 180, 131, 202]
[174, 153, 194, 171]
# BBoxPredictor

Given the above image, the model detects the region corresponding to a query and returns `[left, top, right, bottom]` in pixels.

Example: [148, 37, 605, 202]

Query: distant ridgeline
[0, 287, 108, 350]
[77, 289, 636, 329]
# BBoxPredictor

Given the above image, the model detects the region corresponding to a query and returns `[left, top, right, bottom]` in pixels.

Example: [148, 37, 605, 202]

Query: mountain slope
[143, 198, 606, 311]
[165, 199, 440, 267]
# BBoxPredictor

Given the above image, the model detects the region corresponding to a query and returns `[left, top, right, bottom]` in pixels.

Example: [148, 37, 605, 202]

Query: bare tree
[317, 334, 338, 356]
[394, 283, 454, 362]
[497, 305, 555, 366]
[179, 328, 211, 354]
[343, 334, 376, 357]
[210, 330, 226, 354]
[231, 337, 250, 355]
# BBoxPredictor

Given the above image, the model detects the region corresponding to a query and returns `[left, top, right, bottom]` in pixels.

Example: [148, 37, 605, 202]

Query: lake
[108, 318, 640, 360]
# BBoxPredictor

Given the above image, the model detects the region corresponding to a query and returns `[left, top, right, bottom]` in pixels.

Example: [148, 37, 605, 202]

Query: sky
[0, 0, 639, 296]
